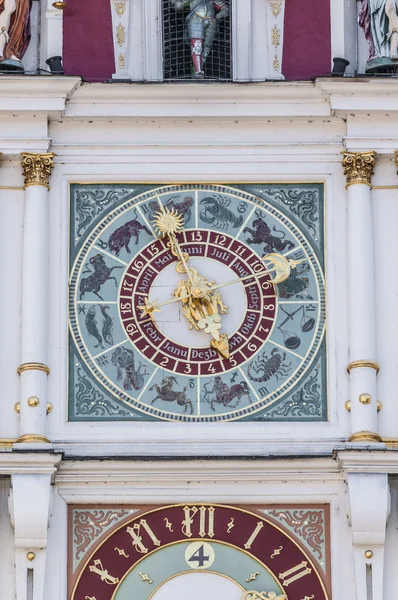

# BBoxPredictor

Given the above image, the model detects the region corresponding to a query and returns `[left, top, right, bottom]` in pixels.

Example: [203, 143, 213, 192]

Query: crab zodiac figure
[0, 0, 32, 72]
[171, 0, 229, 78]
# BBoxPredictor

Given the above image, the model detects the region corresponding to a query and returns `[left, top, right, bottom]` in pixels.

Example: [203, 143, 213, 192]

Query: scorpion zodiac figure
[247, 348, 292, 393]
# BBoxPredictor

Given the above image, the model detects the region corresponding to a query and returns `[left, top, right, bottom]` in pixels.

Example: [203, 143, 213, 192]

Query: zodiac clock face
[69, 504, 330, 600]
[69, 184, 326, 422]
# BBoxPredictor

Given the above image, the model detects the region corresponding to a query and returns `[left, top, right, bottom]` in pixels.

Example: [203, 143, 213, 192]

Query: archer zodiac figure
[0, 0, 32, 72]
[170, 0, 229, 78]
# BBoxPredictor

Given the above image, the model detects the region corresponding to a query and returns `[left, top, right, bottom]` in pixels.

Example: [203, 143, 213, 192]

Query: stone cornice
[0, 77, 397, 120]
[0, 451, 62, 475]
[0, 76, 81, 113]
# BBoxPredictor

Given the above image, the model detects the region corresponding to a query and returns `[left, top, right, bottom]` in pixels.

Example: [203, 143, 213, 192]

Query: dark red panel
[282, 0, 331, 80]
[62, 0, 115, 82]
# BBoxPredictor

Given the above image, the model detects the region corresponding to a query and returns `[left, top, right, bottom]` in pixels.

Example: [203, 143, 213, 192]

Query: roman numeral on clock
[279, 560, 312, 587]
[244, 521, 264, 549]
[126, 519, 161, 554]
[181, 506, 215, 538]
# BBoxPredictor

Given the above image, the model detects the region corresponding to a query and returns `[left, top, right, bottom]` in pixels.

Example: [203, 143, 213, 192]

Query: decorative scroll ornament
[242, 592, 286, 600]
[341, 151, 376, 188]
[21, 153, 55, 189]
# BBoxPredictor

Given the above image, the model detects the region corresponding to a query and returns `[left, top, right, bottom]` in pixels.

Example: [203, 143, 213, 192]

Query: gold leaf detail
[271, 25, 280, 48]
[270, 2, 282, 17]
[341, 151, 376, 188]
[114, 2, 126, 16]
[273, 55, 279, 71]
[119, 53, 125, 70]
[21, 153, 55, 189]
[116, 23, 125, 47]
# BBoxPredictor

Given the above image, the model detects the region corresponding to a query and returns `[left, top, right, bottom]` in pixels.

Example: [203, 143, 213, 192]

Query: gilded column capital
[20, 153, 56, 190]
[341, 151, 376, 188]
[394, 150, 398, 173]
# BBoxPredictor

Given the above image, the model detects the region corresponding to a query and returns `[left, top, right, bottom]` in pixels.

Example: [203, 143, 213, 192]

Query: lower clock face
[69, 184, 325, 421]
[70, 504, 330, 600]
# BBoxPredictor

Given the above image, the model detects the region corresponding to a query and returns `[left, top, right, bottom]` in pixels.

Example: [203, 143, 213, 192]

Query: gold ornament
[20, 153, 55, 190]
[27, 396, 40, 407]
[17, 362, 50, 375]
[138, 297, 161, 320]
[26, 552, 36, 561]
[347, 360, 380, 374]
[271, 25, 280, 48]
[269, 2, 282, 17]
[152, 208, 184, 237]
[114, 2, 126, 16]
[365, 550, 373, 559]
[348, 431, 382, 443]
[242, 592, 286, 600]
[173, 268, 230, 359]
[341, 151, 376, 188]
[116, 23, 125, 47]
[359, 393, 371, 405]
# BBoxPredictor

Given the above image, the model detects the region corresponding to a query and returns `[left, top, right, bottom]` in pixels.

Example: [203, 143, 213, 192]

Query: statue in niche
[359, 0, 398, 71]
[0, 0, 32, 72]
[170, 0, 229, 78]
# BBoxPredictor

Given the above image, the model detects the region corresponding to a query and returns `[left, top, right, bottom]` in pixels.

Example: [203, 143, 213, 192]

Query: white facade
[2, 4, 398, 600]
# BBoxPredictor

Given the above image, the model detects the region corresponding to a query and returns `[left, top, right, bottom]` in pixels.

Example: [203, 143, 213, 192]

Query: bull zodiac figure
[204, 376, 251, 411]
[100, 209, 152, 256]
[149, 376, 193, 414]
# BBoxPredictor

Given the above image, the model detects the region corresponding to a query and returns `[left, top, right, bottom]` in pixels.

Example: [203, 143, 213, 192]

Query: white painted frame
[43, 458, 354, 600]
[44, 98, 349, 456]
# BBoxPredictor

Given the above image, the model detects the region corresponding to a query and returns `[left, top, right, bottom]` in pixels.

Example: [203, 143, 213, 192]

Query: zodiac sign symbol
[85, 597, 98, 600]
[246, 572, 260, 582]
[88, 559, 119, 585]
[114, 547, 129, 558]
[270, 546, 283, 559]
[301, 596, 314, 600]
[227, 517, 235, 533]
[139, 572, 153, 584]
[164, 518, 174, 532]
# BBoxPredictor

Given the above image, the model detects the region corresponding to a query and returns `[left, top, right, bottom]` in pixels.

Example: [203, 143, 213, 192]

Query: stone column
[16, 153, 55, 444]
[342, 151, 381, 443]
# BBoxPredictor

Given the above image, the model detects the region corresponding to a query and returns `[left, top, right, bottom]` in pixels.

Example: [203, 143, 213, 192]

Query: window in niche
[163, 1, 231, 81]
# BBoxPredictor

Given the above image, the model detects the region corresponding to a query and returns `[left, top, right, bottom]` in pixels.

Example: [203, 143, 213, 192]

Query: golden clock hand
[206, 254, 307, 293]
[139, 253, 306, 319]
[151, 207, 194, 285]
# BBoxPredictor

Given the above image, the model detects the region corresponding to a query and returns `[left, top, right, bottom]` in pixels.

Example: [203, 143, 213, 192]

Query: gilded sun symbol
[152, 207, 184, 237]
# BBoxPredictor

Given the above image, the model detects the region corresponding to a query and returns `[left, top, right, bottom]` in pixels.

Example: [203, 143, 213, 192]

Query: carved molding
[20, 152, 55, 189]
[341, 151, 376, 188]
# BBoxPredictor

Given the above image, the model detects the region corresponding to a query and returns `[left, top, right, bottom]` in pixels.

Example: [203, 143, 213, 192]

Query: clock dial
[69, 184, 326, 421]
[69, 504, 330, 600]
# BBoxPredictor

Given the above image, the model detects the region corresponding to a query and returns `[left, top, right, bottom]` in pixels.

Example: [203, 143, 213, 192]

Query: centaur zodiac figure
[170, 0, 229, 78]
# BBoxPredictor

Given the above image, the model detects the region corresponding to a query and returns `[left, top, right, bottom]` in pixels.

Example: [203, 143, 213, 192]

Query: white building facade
[1, 2, 398, 600]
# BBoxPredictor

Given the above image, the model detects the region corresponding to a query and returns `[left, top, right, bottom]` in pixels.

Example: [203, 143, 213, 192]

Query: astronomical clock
[69, 503, 331, 600]
[69, 184, 326, 421]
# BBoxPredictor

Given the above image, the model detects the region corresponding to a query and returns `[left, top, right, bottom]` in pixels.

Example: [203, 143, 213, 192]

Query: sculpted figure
[170, 0, 229, 78]
[0, 0, 31, 71]
[359, 0, 398, 69]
